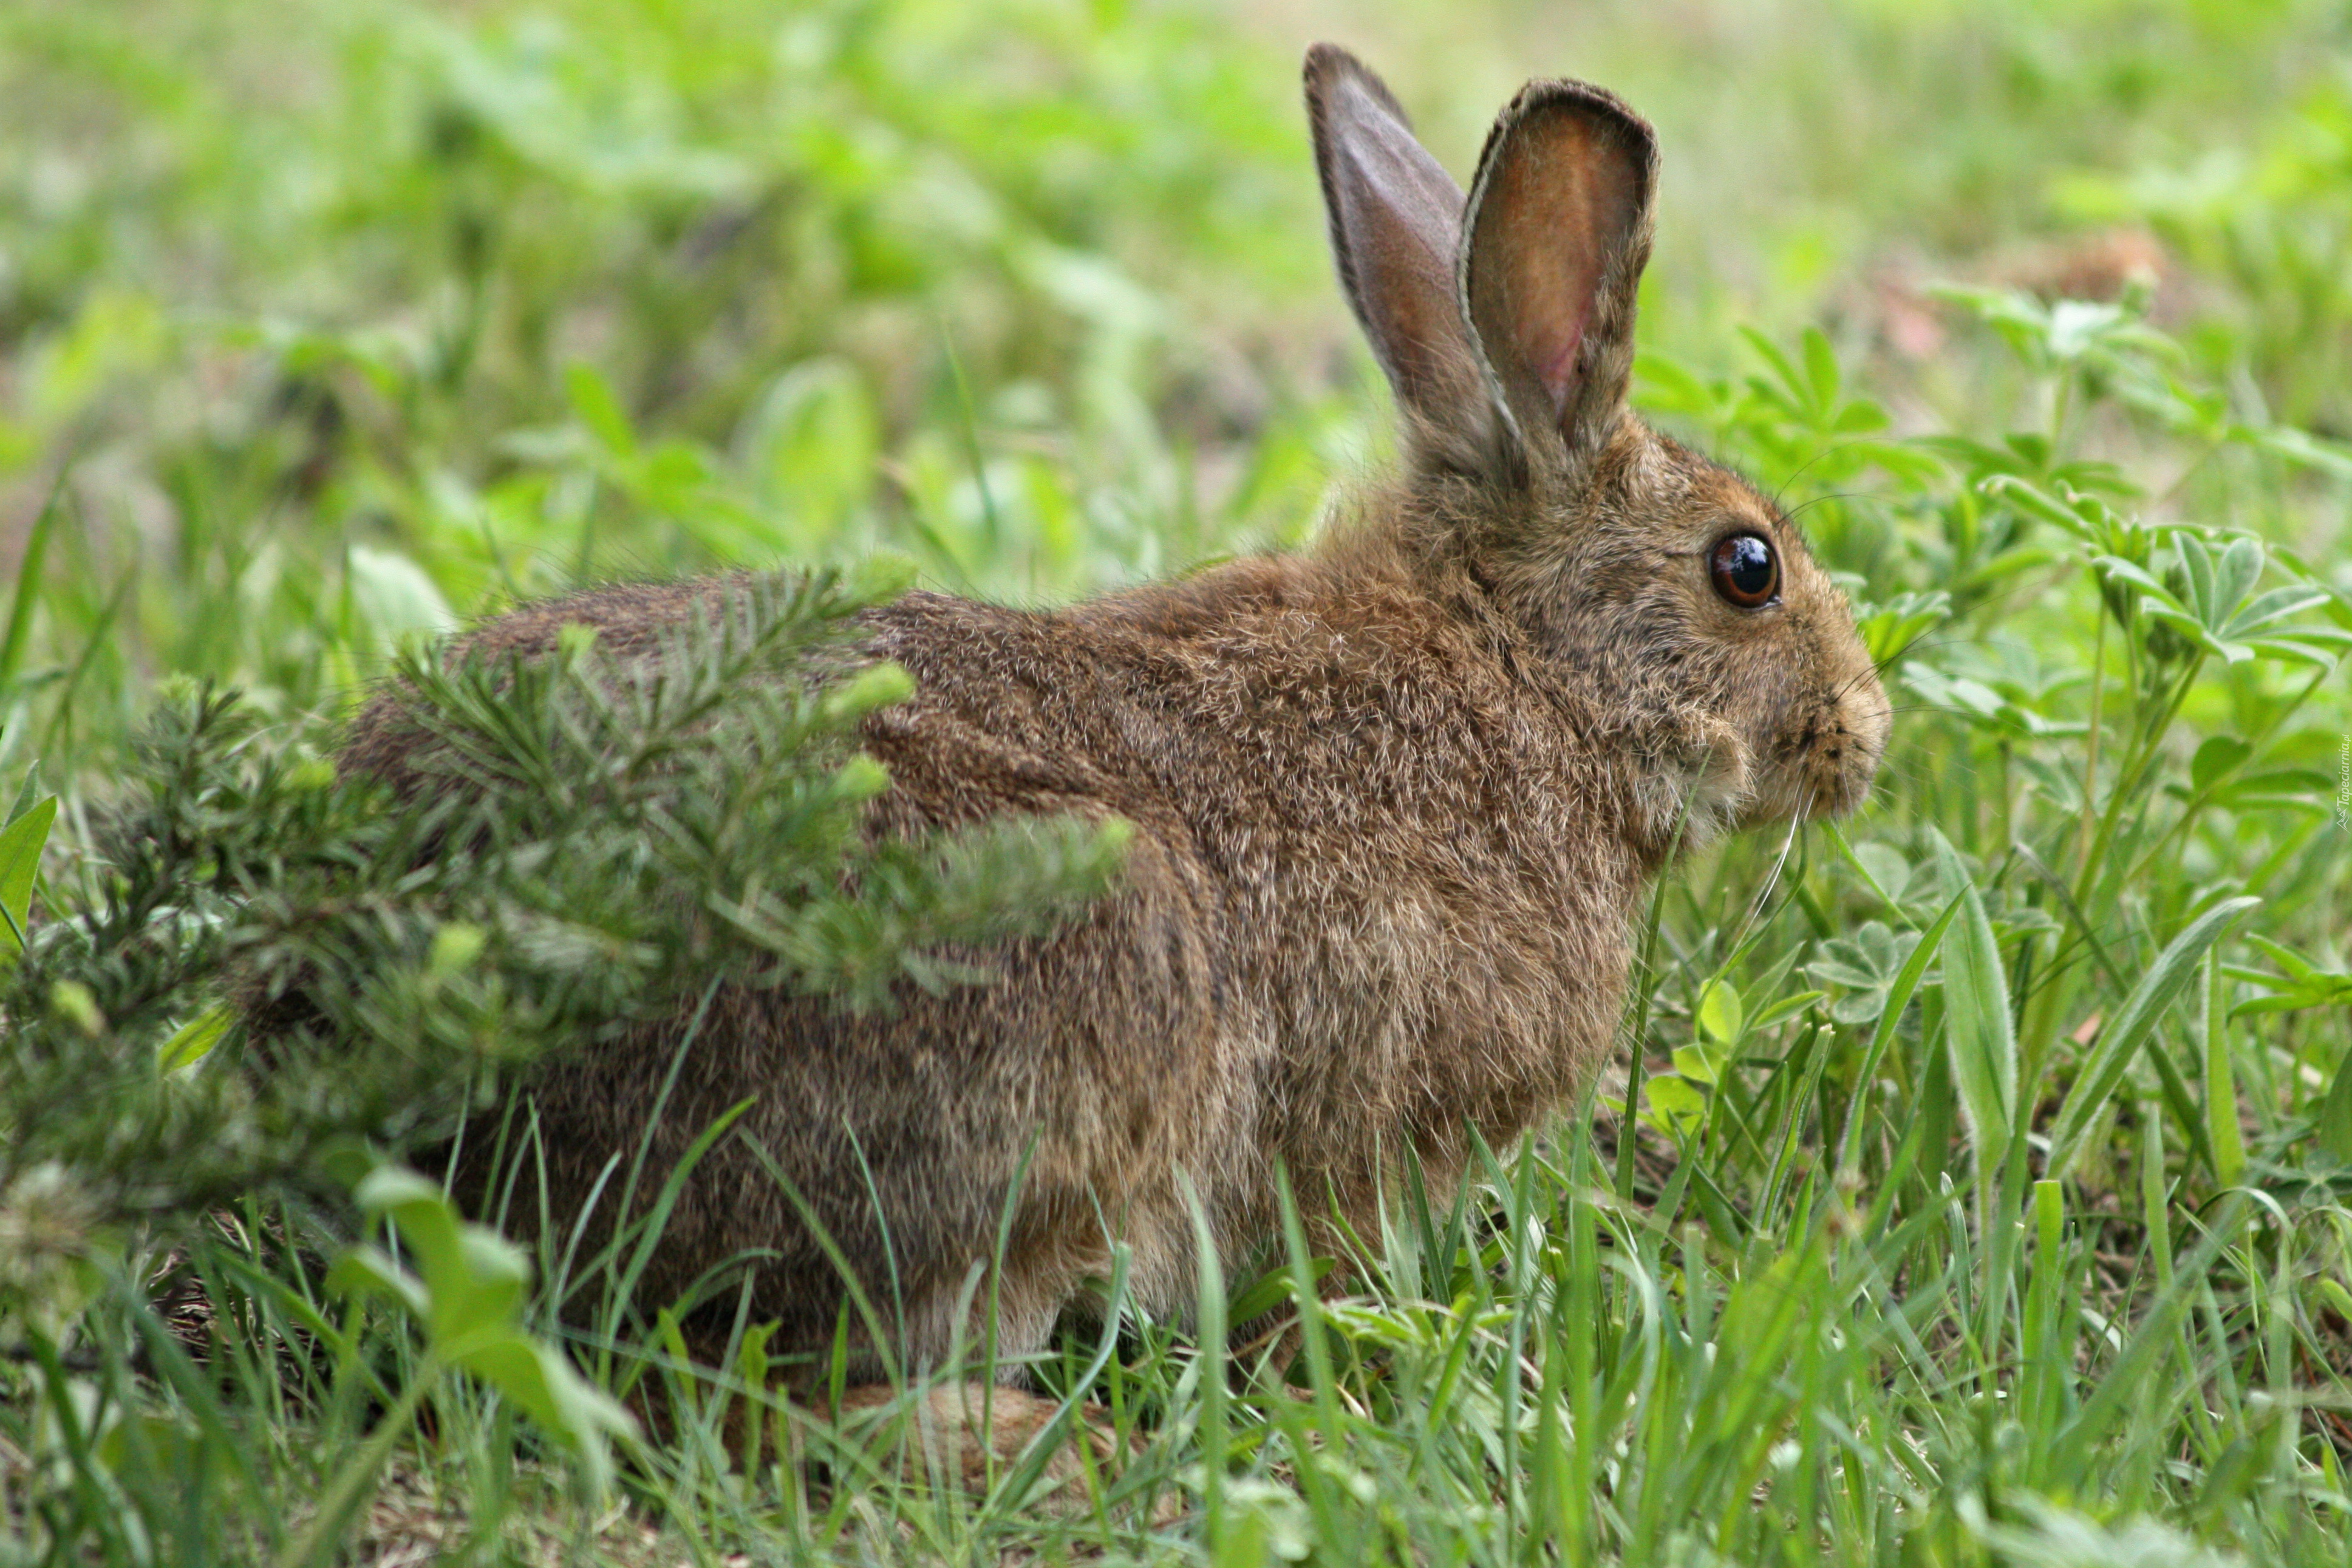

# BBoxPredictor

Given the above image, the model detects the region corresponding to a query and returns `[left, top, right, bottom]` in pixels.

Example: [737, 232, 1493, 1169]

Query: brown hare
[341, 43, 1888, 1466]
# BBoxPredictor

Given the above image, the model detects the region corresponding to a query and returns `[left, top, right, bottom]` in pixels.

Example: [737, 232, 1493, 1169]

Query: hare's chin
[1636, 758, 1753, 853]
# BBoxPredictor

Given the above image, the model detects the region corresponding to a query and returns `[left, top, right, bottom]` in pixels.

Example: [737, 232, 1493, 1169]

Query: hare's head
[1307, 46, 1889, 854]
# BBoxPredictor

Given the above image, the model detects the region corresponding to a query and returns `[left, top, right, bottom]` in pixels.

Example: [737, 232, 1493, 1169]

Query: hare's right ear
[1305, 45, 1495, 463]
[1459, 80, 1658, 486]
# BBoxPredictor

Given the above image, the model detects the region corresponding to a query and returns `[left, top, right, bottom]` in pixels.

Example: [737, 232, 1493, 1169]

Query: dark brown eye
[1709, 533, 1779, 608]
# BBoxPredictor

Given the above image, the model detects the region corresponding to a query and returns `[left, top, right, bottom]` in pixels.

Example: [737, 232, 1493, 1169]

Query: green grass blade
[2045, 897, 2260, 1181]
[0, 477, 66, 691]
[2201, 947, 2246, 1187]
[1838, 889, 1965, 1176]
[1928, 831, 2016, 1187]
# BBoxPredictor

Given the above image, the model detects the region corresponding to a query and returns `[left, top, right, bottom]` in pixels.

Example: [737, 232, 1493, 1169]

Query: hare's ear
[1459, 80, 1657, 483]
[1305, 45, 1495, 459]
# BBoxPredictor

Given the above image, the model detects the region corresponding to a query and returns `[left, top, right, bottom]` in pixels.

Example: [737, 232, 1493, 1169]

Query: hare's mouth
[1748, 718, 1882, 825]
[1805, 727, 1886, 819]
[1789, 678, 1890, 821]
[1808, 762, 1876, 819]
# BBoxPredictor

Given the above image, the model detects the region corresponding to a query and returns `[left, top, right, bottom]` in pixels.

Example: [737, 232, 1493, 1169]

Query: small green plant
[296, 1164, 636, 1563]
[0, 561, 1126, 1235]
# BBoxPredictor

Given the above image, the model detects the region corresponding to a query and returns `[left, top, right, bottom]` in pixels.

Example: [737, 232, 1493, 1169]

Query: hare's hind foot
[811, 1381, 1176, 1521]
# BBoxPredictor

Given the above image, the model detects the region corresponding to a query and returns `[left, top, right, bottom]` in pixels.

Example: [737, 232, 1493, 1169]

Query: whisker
[1729, 783, 1813, 958]
[1781, 490, 1868, 530]
[1770, 441, 1889, 508]
[1867, 632, 1970, 675]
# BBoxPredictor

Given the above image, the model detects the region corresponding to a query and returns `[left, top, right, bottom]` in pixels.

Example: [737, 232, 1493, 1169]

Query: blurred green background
[3, 0, 2347, 766]
[7, 4, 2352, 1562]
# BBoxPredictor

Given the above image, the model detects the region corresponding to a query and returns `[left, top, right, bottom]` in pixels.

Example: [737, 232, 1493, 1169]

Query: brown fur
[338, 48, 1889, 1402]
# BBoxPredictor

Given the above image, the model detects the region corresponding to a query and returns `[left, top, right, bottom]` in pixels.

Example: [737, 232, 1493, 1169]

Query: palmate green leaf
[1904, 666, 2085, 738]
[1927, 831, 2015, 1178]
[2176, 533, 2263, 625]
[1930, 432, 2137, 497]
[2214, 536, 2262, 611]
[1834, 403, 1894, 437]
[1811, 958, 1886, 990]
[2098, 531, 2346, 666]
[2175, 532, 2215, 618]
[1849, 840, 1914, 905]
[2244, 631, 2352, 666]
[2044, 896, 2260, 1182]
[2016, 754, 2086, 814]
[1632, 348, 1719, 418]
[1811, 919, 1925, 1022]
[1671, 1043, 1723, 1086]
[2224, 582, 2330, 636]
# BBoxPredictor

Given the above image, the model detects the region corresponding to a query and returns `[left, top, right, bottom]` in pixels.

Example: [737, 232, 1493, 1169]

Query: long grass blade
[2045, 897, 2259, 1181]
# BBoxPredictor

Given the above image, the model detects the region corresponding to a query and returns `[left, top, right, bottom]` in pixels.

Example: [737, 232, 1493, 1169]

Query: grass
[3, 0, 2351, 1563]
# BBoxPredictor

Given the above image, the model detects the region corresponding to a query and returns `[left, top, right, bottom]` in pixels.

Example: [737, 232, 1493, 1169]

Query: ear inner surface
[1461, 82, 1658, 473]
[1304, 44, 1488, 432]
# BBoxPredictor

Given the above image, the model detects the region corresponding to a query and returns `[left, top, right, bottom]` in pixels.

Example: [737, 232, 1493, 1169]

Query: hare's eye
[1708, 533, 1779, 608]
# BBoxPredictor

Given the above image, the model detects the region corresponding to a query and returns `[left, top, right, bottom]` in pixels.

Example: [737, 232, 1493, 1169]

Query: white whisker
[1726, 779, 1813, 960]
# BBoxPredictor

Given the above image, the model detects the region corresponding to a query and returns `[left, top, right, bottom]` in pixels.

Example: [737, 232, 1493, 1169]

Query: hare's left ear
[1457, 80, 1658, 485]
[1305, 44, 1496, 464]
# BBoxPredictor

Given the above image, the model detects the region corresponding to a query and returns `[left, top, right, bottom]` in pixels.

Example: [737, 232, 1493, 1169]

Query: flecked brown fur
[339, 47, 1890, 1391]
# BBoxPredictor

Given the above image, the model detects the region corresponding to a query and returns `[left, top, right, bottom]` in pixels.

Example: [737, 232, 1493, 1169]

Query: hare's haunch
[343, 46, 1889, 1391]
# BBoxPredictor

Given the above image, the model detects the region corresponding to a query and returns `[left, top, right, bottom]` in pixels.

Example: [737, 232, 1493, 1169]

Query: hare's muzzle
[1808, 664, 1892, 819]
